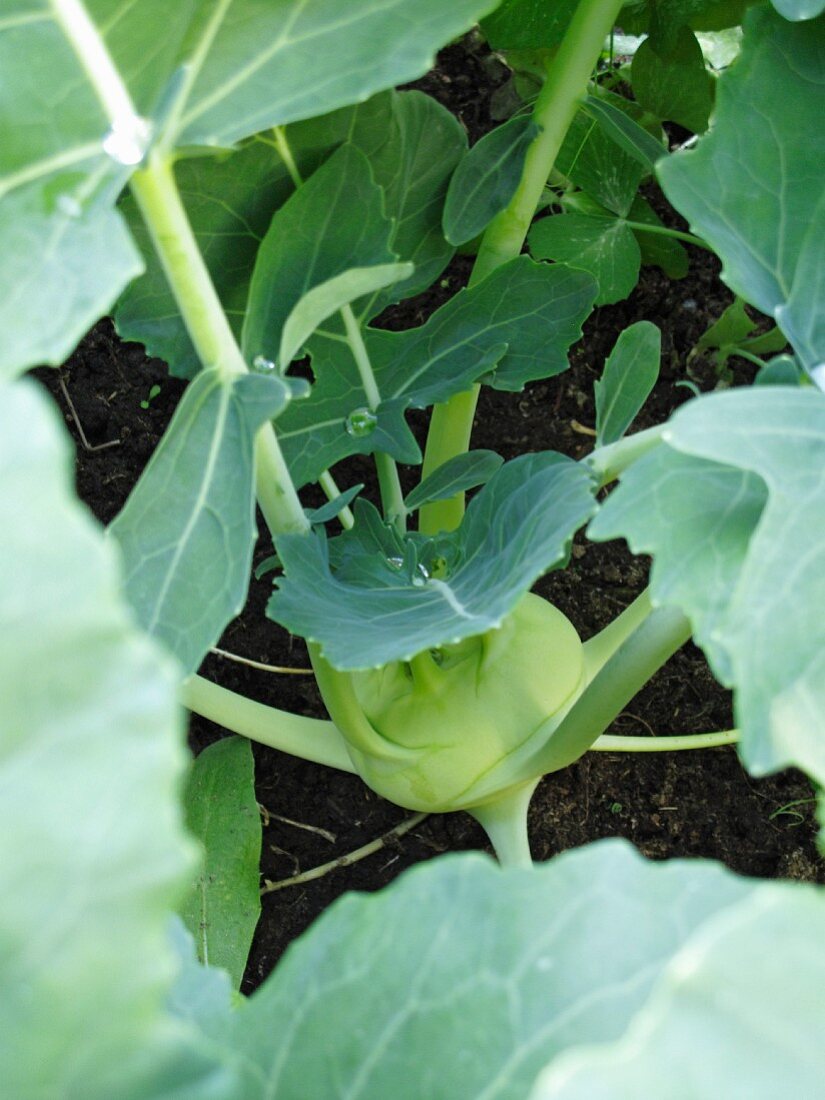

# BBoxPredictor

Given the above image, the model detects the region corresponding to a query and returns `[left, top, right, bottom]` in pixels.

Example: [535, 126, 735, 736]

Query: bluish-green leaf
[180, 737, 261, 992]
[270, 452, 596, 668]
[173, 0, 498, 148]
[110, 370, 292, 674]
[306, 483, 364, 524]
[444, 115, 539, 245]
[595, 322, 661, 445]
[581, 94, 667, 170]
[228, 842, 751, 1098]
[533, 883, 825, 1099]
[529, 211, 641, 305]
[632, 26, 714, 133]
[628, 194, 689, 278]
[404, 451, 504, 511]
[755, 355, 803, 386]
[590, 387, 825, 787]
[0, 378, 222, 1096]
[243, 143, 395, 365]
[659, 8, 825, 375]
[278, 258, 597, 487]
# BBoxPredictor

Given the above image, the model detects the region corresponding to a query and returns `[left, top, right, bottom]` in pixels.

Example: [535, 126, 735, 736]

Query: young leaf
[278, 258, 597, 487]
[269, 452, 596, 669]
[581, 94, 667, 171]
[443, 115, 539, 246]
[591, 387, 825, 788]
[172, 0, 499, 148]
[306, 484, 364, 524]
[631, 27, 714, 133]
[280, 263, 414, 369]
[403, 451, 504, 512]
[243, 143, 395, 364]
[110, 370, 293, 674]
[227, 842, 752, 1098]
[595, 322, 661, 446]
[659, 8, 825, 375]
[0, 379, 217, 1095]
[528, 211, 641, 305]
[533, 885, 825, 1098]
[180, 737, 262, 992]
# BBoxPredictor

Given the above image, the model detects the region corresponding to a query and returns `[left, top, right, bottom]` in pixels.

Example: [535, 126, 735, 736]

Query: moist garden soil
[36, 36, 822, 994]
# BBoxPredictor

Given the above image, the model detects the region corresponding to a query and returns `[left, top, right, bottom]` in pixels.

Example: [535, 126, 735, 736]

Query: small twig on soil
[259, 804, 337, 843]
[261, 812, 428, 894]
[570, 419, 597, 437]
[58, 373, 121, 452]
[210, 646, 313, 674]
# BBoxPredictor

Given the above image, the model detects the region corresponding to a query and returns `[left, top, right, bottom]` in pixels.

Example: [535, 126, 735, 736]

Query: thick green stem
[129, 153, 309, 537]
[181, 674, 355, 772]
[582, 588, 653, 681]
[468, 782, 538, 868]
[421, 0, 624, 533]
[592, 730, 739, 751]
[586, 424, 665, 487]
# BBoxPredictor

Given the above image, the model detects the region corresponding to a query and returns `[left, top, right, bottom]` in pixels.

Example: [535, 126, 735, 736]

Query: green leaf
[347, 90, 468, 312]
[443, 115, 539, 246]
[755, 355, 803, 386]
[632, 26, 714, 133]
[590, 387, 825, 787]
[481, 0, 580, 49]
[659, 8, 825, 375]
[278, 258, 597, 488]
[270, 452, 596, 668]
[173, 0, 498, 148]
[556, 98, 648, 217]
[116, 140, 299, 379]
[595, 322, 661, 445]
[581, 94, 667, 170]
[404, 451, 504, 511]
[533, 884, 825, 1098]
[280, 263, 413, 369]
[227, 842, 751, 1097]
[0, 1, 198, 378]
[0, 378, 221, 1096]
[180, 737, 262, 992]
[627, 194, 689, 278]
[110, 370, 292, 674]
[529, 211, 641, 305]
[243, 142, 395, 364]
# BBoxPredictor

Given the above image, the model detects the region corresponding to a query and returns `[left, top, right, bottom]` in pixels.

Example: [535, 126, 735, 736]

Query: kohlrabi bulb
[345, 593, 584, 812]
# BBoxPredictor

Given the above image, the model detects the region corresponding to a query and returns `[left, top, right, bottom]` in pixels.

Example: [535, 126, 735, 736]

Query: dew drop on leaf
[56, 194, 82, 219]
[387, 557, 404, 569]
[345, 407, 378, 437]
[102, 115, 151, 166]
[252, 355, 277, 373]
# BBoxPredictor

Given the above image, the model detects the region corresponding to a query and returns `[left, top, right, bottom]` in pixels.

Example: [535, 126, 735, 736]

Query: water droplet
[386, 557, 404, 570]
[57, 193, 82, 219]
[252, 355, 277, 373]
[345, 407, 378, 437]
[412, 575, 426, 587]
[102, 115, 151, 166]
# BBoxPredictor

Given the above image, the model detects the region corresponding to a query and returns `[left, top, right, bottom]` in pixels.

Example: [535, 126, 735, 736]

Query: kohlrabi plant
[2, 0, 824, 1096]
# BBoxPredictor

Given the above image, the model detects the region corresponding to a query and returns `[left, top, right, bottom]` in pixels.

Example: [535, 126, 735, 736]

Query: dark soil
[34, 37, 822, 994]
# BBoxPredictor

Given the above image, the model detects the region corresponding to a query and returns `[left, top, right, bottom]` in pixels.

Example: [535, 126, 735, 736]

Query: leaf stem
[585, 424, 665, 486]
[318, 470, 356, 529]
[622, 219, 711, 251]
[129, 152, 309, 536]
[421, 0, 625, 533]
[468, 781, 538, 868]
[181, 674, 355, 773]
[591, 729, 739, 751]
